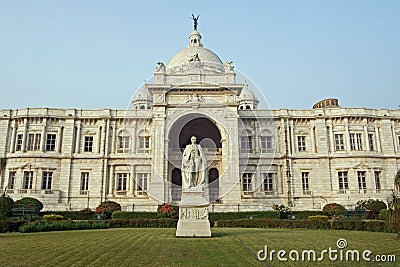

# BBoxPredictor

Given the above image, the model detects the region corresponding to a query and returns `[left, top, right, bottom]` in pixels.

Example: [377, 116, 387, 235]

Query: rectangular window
[139, 137, 150, 149]
[241, 136, 252, 153]
[374, 171, 381, 191]
[8, 171, 16, 190]
[137, 173, 148, 193]
[117, 173, 128, 191]
[23, 171, 33, 190]
[261, 136, 273, 153]
[46, 134, 56, 151]
[242, 173, 252, 194]
[118, 136, 130, 150]
[357, 171, 367, 192]
[297, 136, 306, 152]
[16, 134, 23, 151]
[368, 134, 374, 151]
[338, 171, 348, 193]
[27, 133, 41, 151]
[334, 134, 345, 151]
[84, 136, 94, 152]
[263, 173, 274, 194]
[80, 172, 89, 191]
[302, 172, 310, 194]
[350, 133, 363, 151]
[42, 171, 53, 190]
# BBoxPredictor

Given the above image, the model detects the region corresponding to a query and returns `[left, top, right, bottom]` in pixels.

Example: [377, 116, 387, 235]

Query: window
[16, 134, 23, 151]
[263, 173, 274, 194]
[139, 136, 150, 149]
[137, 173, 148, 194]
[368, 134, 374, 151]
[338, 171, 348, 193]
[261, 136, 273, 153]
[297, 136, 306, 152]
[302, 172, 310, 194]
[334, 134, 345, 151]
[27, 133, 41, 151]
[242, 173, 252, 195]
[374, 171, 381, 192]
[84, 136, 94, 152]
[241, 136, 252, 153]
[8, 171, 16, 190]
[118, 136, 130, 150]
[117, 173, 128, 191]
[350, 133, 363, 151]
[23, 171, 33, 190]
[42, 171, 53, 190]
[80, 172, 89, 191]
[357, 171, 367, 193]
[46, 134, 56, 151]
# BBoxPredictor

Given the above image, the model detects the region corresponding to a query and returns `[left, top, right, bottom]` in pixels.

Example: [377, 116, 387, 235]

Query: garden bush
[0, 193, 14, 219]
[322, 203, 345, 217]
[379, 209, 389, 221]
[96, 201, 121, 219]
[209, 211, 279, 221]
[43, 214, 64, 221]
[308, 215, 329, 221]
[0, 220, 27, 233]
[41, 210, 96, 220]
[109, 218, 176, 228]
[112, 211, 158, 220]
[366, 200, 387, 219]
[157, 203, 179, 219]
[15, 197, 43, 213]
[18, 221, 108, 233]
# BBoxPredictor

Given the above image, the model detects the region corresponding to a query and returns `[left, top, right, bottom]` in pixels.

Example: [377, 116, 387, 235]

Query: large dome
[166, 46, 223, 70]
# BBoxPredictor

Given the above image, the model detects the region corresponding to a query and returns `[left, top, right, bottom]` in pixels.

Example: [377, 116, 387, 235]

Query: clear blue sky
[1, 1, 399, 110]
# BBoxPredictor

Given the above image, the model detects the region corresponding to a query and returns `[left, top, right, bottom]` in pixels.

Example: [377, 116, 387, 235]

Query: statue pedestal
[176, 187, 211, 238]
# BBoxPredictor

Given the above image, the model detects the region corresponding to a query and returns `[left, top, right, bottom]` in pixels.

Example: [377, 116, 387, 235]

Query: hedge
[40, 211, 96, 220]
[19, 221, 108, 233]
[0, 220, 27, 233]
[111, 211, 158, 220]
[109, 218, 177, 228]
[216, 218, 387, 232]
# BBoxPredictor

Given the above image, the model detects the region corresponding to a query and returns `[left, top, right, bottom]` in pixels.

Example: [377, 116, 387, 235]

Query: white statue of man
[181, 136, 206, 188]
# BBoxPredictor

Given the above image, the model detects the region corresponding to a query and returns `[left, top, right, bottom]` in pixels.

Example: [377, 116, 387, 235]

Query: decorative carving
[189, 53, 201, 62]
[190, 14, 199, 30]
[155, 62, 165, 72]
[185, 93, 204, 103]
[180, 207, 209, 221]
[181, 136, 206, 188]
[224, 61, 234, 71]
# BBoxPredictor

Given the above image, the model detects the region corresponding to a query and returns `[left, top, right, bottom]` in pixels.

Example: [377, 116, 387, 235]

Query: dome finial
[190, 14, 200, 30]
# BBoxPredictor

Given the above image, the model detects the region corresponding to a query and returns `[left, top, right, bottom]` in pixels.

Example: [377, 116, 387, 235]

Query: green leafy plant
[308, 215, 329, 221]
[15, 197, 43, 213]
[95, 201, 121, 219]
[0, 189, 14, 219]
[43, 214, 64, 221]
[157, 203, 179, 219]
[322, 203, 345, 217]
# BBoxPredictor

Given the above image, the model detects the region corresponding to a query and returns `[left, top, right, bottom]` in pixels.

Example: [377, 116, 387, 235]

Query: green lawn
[0, 228, 399, 266]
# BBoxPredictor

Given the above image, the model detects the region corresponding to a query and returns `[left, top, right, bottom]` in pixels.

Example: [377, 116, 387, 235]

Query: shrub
[15, 197, 43, 213]
[0, 220, 27, 233]
[43, 214, 64, 221]
[322, 203, 345, 217]
[308, 215, 329, 221]
[79, 208, 94, 220]
[41, 210, 96, 220]
[96, 201, 121, 219]
[112, 211, 158, 220]
[157, 203, 179, 219]
[366, 200, 387, 219]
[0, 194, 14, 219]
[19, 221, 108, 233]
[109, 218, 176, 228]
[379, 209, 389, 221]
[209, 211, 279, 221]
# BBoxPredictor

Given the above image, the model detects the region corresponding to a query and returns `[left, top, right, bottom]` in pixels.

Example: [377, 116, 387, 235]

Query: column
[97, 126, 102, 154]
[344, 118, 350, 151]
[363, 118, 369, 151]
[328, 121, 335, 153]
[56, 127, 62, 153]
[391, 120, 397, 153]
[254, 121, 259, 153]
[9, 120, 16, 153]
[108, 164, 114, 196]
[130, 165, 135, 195]
[104, 119, 110, 156]
[21, 118, 28, 152]
[40, 118, 47, 152]
[75, 121, 81, 154]
[375, 125, 382, 153]
[111, 121, 117, 154]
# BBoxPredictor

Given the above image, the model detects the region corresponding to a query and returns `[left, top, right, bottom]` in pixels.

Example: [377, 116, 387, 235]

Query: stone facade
[0, 27, 399, 212]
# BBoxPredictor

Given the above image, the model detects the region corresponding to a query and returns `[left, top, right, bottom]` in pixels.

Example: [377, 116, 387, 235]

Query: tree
[387, 170, 400, 234]
[366, 200, 387, 220]
[322, 203, 345, 217]
[395, 170, 400, 192]
[0, 189, 14, 219]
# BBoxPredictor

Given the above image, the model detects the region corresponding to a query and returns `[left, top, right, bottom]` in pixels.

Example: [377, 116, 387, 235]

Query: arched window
[117, 130, 130, 152]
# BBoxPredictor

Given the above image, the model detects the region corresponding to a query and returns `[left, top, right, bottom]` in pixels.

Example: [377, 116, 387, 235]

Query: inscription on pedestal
[180, 207, 209, 221]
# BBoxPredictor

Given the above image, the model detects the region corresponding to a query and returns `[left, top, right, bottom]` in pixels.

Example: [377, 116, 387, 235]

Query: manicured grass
[0, 228, 399, 266]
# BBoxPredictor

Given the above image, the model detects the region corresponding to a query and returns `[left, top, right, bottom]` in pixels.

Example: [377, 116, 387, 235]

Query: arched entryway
[171, 168, 182, 201]
[168, 113, 222, 203]
[208, 168, 219, 202]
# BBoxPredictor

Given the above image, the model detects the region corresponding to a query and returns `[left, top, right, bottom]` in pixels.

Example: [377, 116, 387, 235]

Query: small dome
[133, 85, 152, 101]
[240, 84, 257, 101]
[166, 46, 223, 70]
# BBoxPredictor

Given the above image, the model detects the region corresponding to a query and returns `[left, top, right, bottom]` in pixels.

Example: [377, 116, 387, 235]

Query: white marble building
[0, 25, 399, 212]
